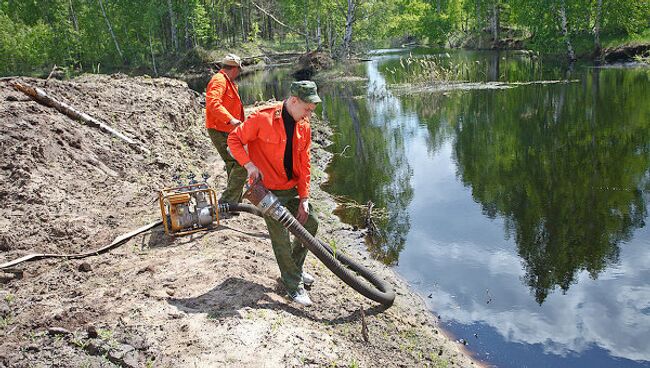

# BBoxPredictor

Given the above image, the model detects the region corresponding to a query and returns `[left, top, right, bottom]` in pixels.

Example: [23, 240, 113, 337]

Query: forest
[1, 0, 649, 76]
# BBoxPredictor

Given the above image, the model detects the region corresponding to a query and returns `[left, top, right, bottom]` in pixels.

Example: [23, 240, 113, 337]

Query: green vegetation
[383, 0, 649, 59]
[0, 0, 390, 76]
[2, 0, 647, 76]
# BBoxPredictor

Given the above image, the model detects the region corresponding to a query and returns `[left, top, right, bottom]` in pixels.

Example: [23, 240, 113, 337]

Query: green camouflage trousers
[208, 128, 247, 203]
[264, 188, 319, 294]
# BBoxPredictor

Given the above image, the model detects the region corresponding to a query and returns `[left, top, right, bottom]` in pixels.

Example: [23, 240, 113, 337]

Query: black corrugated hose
[224, 203, 396, 307]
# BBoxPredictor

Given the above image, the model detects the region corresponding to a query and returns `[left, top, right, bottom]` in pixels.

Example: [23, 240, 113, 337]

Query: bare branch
[251, 1, 307, 37]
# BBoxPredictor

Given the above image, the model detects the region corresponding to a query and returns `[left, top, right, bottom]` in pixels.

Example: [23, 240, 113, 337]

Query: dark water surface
[235, 49, 650, 367]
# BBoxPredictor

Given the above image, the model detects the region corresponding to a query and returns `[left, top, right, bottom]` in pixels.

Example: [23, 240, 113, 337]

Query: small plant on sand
[145, 357, 156, 368]
[97, 328, 113, 340]
[0, 315, 13, 329]
[271, 315, 284, 332]
[53, 333, 65, 345]
[432, 356, 449, 368]
[4, 293, 15, 304]
[71, 334, 88, 349]
[28, 330, 44, 343]
[329, 239, 338, 259]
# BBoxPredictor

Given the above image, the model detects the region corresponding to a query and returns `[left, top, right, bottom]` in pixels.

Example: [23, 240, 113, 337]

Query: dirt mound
[292, 51, 334, 80]
[1, 75, 207, 257]
[603, 43, 650, 62]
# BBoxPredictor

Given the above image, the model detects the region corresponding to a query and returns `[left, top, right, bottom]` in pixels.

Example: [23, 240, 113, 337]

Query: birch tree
[341, 0, 356, 59]
[593, 0, 603, 54]
[97, 0, 124, 62]
[558, 0, 576, 61]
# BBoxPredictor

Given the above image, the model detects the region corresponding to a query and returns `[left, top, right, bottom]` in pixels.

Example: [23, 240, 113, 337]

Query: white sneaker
[302, 272, 315, 286]
[288, 286, 313, 306]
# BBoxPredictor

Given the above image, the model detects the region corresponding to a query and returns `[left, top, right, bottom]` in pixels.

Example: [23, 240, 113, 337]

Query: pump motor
[158, 182, 219, 235]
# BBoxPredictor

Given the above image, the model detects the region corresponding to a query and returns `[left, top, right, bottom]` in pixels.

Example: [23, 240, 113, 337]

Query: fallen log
[11, 81, 150, 154]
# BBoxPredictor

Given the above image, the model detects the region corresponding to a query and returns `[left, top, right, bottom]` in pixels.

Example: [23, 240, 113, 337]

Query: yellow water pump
[158, 175, 219, 235]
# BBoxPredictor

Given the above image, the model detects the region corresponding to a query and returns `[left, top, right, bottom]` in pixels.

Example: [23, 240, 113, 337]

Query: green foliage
[1, 0, 648, 75]
[0, 11, 55, 75]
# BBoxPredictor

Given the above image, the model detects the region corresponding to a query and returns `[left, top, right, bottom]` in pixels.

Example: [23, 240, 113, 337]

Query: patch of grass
[602, 29, 650, 49]
[329, 239, 338, 259]
[271, 315, 284, 332]
[145, 357, 156, 368]
[0, 315, 14, 329]
[431, 355, 450, 368]
[97, 328, 120, 348]
[28, 330, 45, 343]
[97, 328, 113, 340]
[384, 55, 469, 85]
[71, 334, 89, 349]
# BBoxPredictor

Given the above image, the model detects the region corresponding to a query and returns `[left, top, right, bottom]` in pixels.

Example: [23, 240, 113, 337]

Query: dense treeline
[1, 0, 648, 76]
[392, 0, 649, 60]
[0, 0, 390, 75]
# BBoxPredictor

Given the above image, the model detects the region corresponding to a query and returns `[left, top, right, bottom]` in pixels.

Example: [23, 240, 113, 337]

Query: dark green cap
[290, 80, 321, 104]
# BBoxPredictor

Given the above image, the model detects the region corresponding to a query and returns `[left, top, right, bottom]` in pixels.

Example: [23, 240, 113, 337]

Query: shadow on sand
[167, 277, 388, 325]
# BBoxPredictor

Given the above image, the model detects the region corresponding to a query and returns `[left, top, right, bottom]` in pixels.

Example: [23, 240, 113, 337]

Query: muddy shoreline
[1, 75, 481, 367]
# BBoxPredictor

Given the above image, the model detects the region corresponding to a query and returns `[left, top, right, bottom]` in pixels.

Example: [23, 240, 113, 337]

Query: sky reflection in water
[322, 51, 650, 367]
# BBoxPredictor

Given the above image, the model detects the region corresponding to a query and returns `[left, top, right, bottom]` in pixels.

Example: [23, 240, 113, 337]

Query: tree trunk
[167, 0, 178, 52]
[149, 29, 158, 76]
[98, 0, 125, 62]
[240, 3, 246, 42]
[69, 0, 79, 32]
[342, 0, 356, 59]
[185, 7, 191, 49]
[476, 0, 481, 31]
[316, 0, 322, 50]
[12, 81, 148, 154]
[594, 0, 603, 54]
[559, 0, 577, 61]
[304, 0, 310, 51]
[327, 16, 333, 51]
[491, 0, 499, 42]
[68, 0, 81, 67]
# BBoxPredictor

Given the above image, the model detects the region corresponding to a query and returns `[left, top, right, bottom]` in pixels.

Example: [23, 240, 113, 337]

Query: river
[233, 48, 650, 368]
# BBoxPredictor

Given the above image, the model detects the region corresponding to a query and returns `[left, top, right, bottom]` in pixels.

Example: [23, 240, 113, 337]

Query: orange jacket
[205, 70, 244, 133]
[227, 102, 312, 198]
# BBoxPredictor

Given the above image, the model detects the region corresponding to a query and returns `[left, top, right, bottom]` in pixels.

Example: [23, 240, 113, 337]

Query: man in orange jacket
[228, 81, 321, 306]
[206, 53, 246, 205]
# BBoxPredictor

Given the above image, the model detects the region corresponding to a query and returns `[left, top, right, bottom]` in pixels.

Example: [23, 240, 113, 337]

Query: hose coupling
[243, 179, 286, 221]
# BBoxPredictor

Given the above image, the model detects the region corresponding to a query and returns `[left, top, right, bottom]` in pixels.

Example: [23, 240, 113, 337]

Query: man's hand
[229, 118, 242, 126]
[244, 162, 262, 181]
[296, 198, 309, 225]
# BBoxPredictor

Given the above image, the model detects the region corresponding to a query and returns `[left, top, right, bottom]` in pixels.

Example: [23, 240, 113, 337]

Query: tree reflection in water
[324, 80, 414, 265]
[451, 68, 650, 303]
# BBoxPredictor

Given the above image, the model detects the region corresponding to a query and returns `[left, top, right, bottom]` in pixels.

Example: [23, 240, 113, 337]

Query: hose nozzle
[243, 179, 285, 221]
